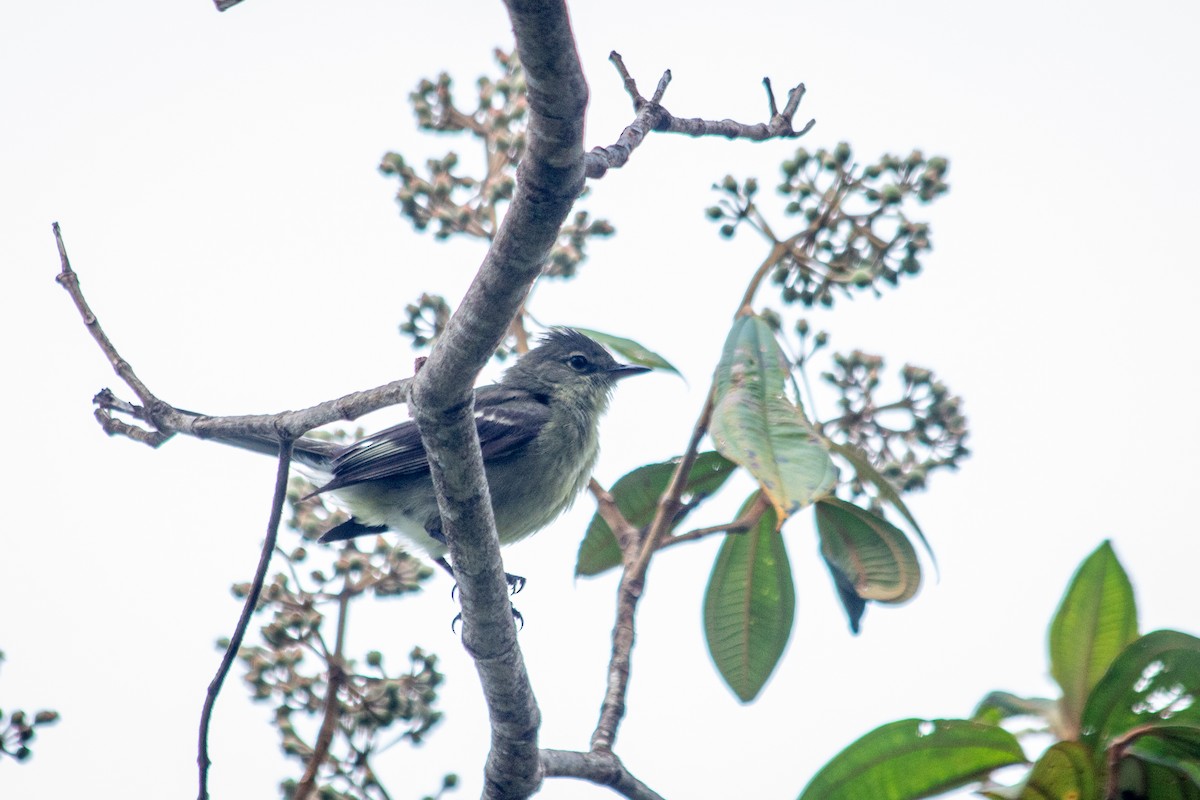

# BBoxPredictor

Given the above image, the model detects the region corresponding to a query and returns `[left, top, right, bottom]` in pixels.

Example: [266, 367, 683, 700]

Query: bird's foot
[505, 572, 526, 595]
[451, 603, 524, 633]
[449, 571, 525, 598]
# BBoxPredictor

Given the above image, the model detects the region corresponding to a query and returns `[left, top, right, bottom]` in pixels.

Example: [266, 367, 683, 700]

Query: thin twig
[591, 177, 810, 750]
[590, 386, 714, 753]
[54, 222, 168, 423]
[587, 479, 640, 557]
[56, 224, 412, 448]
[198, 441, 293, 800]
[585, 54, 814, 179]
[294, 583, 352, 799]
[658, 492, 768, 550]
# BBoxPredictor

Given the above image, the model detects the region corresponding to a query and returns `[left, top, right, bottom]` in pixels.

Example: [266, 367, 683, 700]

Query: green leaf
[1016, 741, 1098, 800]
[704, 498, 793, 702]
[1116, 756, 1200, 800]
[1081, 630, 1200, 750]
[1049, 541, 1139, 735]
[575, 451, 737, 577]
[571, 327, 681, 377]
[972, 691, 1059, 728]
[1125, 724, 1200, 787]
[710, 314, 836, 522]
[797, 718, 1026, 800]
[822, 552, 868, 634]
[827, 440, 936, 567]
[815, 497, 921, 604]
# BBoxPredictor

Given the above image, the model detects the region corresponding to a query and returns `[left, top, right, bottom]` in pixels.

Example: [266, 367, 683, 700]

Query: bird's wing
[316, 387, 550, 493]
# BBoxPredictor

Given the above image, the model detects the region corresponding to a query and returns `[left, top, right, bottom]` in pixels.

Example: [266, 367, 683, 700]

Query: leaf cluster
[800, 542, 1200, 800]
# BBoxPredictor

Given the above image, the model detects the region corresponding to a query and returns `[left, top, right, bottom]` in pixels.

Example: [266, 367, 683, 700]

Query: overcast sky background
[3, 1, 1198, 798]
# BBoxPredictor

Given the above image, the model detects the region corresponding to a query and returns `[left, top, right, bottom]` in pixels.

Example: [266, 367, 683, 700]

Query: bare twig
[658, 492, 769, 550]
[587, 479, 640, 557]
[54, 222, 168, 424]
[590, 387, 715, 753]
[585, 52, 814, 179]
[590, 169, 812, 749]
[56, 224, 412, 448]
[541, 749, 665, 800]
[294, 585, 352, 799]
[198, 442, 293, 800]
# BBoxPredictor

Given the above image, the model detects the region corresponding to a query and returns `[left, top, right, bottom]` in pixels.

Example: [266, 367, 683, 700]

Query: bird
[224, 328, 649, 588]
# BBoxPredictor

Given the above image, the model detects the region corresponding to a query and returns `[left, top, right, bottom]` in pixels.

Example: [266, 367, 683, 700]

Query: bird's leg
[428, 523, 524, 630]
[427, 520, 525, 595]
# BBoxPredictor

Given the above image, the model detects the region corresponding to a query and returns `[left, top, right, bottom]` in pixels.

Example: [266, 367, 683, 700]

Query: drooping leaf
[1050, 541, 1139, 735]
[1125, 724, 1200, 788]
[1016, 741, 1098, 800]
[823, 552, 868, 634]
[797, 718, 1026, 800]
[575, 451, 737, 577]
[815, 497, 921, 604]
[703, 498, 793, 702]
[1081, 630, 1200, 750]
[972, 691, 1059, 728]
[709, 314, 836, 522]
[827, 440, 936, 567]
[571, 327, 681, 377]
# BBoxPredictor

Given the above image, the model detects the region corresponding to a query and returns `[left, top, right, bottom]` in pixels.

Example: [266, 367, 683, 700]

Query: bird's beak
[607, 363, 653, 379]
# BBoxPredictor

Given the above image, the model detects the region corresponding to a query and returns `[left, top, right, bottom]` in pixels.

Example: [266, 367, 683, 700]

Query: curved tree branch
[404, 2, 588, 798]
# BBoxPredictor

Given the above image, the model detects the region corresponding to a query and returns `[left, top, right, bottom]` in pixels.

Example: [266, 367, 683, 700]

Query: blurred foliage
[0, 650, 59, 763]
[381, 49, 614, 357]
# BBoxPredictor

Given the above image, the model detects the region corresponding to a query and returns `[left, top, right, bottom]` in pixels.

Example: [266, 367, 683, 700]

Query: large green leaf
[709, 315, 836, 521]
[797, 718, 1026, 800]
[815, 497, 921, 604]
[1050, 540, 1139, 735]
[571, 327, 681, 376]
[575, 451, 737, 577]
[703, 498, 793, 703]
[1081, 630, 1200, 749]
[1116, 756, 1200, 800]
[827, 440, 935, 566]
[1016, 741, 1099, 800]
[1125, 724, 1200, 787]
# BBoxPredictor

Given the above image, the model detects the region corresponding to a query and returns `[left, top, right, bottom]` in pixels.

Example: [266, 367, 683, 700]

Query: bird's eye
[566, 354, 590, 371]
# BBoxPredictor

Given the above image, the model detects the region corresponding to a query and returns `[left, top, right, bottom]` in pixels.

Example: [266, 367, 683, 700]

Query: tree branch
[588, 479, 641, 558]
[198, 442, 292, 800]
[402, 3, 588, 798]
[658, 492, 768, 551]
[294, 585, 352, 800]
[585, 52, 815, 179]
[541, 749, 665, 800]
[56, 224, 412, 450]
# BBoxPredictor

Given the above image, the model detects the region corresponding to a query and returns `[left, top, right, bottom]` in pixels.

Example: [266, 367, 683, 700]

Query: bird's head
[500, 328, 650, 408]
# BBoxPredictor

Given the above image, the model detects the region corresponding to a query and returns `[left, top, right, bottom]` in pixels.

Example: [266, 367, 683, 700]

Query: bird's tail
[208, 433, 340, 473]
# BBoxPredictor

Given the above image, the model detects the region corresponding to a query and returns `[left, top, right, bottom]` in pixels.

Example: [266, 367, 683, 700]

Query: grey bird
[226, 328, 649, 587]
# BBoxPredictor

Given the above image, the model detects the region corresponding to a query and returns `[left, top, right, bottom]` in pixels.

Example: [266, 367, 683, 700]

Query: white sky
[3, 1, 1198, 798]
